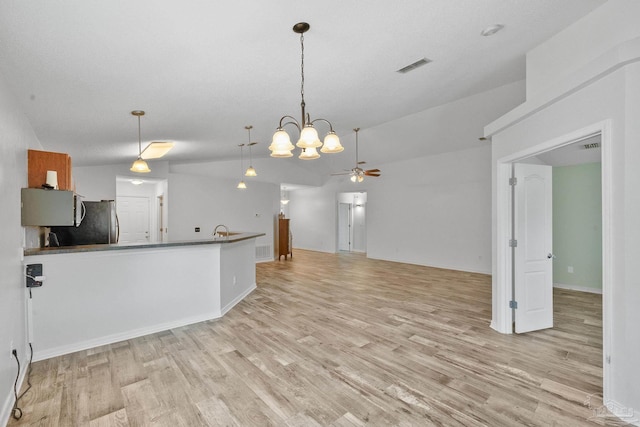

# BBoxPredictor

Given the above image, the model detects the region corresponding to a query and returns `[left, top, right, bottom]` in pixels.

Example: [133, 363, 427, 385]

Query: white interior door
[338, 203, 351, 251]
[514, 163, 553, 333]
[117, 196, 150, 243]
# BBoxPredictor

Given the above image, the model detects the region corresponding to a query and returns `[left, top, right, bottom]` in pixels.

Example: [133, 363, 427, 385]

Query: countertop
[24, 232, 265, 256]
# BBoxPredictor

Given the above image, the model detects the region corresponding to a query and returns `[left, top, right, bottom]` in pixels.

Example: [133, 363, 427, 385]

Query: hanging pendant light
[130, 110, 151, 173]
[237, 143, 247, 189]
[269, 22, 344, 159]
[280, 189, 289, 205]
[244, 126, 258, 177]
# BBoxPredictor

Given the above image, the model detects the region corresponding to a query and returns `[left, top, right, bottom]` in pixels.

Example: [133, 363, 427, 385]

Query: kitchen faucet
[213, 224, 229, 240]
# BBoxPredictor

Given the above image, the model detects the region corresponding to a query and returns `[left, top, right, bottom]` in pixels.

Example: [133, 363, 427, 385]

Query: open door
[513, 163, 553, 333]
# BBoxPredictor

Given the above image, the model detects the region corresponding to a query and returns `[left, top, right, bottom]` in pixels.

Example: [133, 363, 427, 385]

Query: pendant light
[130, 110, 151, 173]
[244, 125, 257, 177]
[237, 144, 247, 189]
[269, 22, 344, 159]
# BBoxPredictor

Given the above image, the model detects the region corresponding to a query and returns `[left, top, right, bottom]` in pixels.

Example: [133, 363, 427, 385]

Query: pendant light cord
[137, 115, 142, 156]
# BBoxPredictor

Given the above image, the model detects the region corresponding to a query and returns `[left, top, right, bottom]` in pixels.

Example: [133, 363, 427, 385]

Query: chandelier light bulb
[320, 131, 343, 153]
[297, 124, 322, 149]
[269, 129, 295, 157]
[299, 146, 320, 160]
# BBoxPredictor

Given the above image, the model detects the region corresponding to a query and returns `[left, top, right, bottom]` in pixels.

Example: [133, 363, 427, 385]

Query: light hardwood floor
[9, 250, 620, 426]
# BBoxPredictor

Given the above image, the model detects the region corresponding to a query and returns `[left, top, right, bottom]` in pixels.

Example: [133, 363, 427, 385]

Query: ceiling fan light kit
[332, 128, 381, 182]
[269, 22, 344, 160]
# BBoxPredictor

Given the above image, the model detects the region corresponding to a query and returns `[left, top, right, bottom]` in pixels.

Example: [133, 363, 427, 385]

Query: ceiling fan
[332, 128, 381, 182]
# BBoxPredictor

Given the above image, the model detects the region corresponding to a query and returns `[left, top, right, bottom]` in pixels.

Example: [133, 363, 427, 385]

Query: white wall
[367, 146, 491, 273]
[167, 172, 279, 256]
[0, 71, 42, 425]
[490, 40, 640, 426]
[526, 0, 640, 99]
[288, 183, 341, 253]
[290, 145, 492, 274]
[73, 161, 169, 201]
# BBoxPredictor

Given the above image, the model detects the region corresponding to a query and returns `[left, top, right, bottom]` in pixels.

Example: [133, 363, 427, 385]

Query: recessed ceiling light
[130, 179, 144, 185]
[141, 141, 175, 159]
[481, 24, 504, 37]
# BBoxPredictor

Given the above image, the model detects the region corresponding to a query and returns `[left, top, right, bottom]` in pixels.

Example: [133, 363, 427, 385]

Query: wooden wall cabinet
[28, 149, 72, 190]
[278, 218, 292, 260]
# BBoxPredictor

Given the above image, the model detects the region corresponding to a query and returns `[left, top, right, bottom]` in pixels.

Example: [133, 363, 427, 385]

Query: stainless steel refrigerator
[52, 200, 119, 246]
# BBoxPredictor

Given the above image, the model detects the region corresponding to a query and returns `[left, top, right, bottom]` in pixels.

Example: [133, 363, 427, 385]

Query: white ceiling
[0, 0, 605, 171]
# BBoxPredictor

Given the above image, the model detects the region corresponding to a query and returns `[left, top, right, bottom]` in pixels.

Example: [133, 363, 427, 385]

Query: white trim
[494, 119, 612, 408]
[367, 254, 491, 276]
[485, 37, 640, 137]
[221, 284, 256, 316]
[32, 310, 221, 362]
[600, 119, 613, 403]
[604, 399, 640, 426]
[553, 283, 602, 294]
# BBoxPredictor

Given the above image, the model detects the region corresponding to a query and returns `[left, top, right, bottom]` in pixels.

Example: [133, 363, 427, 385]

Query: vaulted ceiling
[0, 0, 605, 176]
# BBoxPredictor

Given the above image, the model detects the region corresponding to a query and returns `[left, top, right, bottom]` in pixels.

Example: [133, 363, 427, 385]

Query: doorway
[116, 177, 169, 243]
[495, 120, 612, 398]
[337, 192, 367, 253]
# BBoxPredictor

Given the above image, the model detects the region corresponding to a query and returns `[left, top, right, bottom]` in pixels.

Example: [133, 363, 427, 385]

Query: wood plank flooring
[9, 250, 619, 426]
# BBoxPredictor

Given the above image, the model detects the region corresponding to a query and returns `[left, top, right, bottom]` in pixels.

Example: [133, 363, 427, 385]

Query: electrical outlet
[568, 266, 574, 273]
[233, 275, 237, 285]
[9, 340, 14, 359]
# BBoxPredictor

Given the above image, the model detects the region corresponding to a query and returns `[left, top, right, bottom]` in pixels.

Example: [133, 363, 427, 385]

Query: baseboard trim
[33, 310, 222, 362]
[554, 282, 602, 294]
[221, 284, 256, 316]
[602, 398, 640, 426]
[1, 346, 29, 427]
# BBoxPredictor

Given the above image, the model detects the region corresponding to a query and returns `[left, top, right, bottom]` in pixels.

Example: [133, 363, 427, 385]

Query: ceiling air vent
[583, 142, 600, 149]
[396, 58, 432, 74]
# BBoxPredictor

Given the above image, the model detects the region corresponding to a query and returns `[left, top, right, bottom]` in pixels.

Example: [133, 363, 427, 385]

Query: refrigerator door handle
[115, 213, 120, 243]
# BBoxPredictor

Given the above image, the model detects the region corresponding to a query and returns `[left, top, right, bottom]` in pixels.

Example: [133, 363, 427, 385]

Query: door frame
[494, 119, 612, 398]
[338, 202, 352, 252]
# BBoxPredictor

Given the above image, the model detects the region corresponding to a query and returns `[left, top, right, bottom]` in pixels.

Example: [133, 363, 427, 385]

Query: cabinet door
[279, 219, 290, 255]
[28, 149, 72, 190]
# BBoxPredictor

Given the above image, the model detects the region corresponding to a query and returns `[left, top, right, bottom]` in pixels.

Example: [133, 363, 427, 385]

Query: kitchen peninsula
[24, 232, 264, 361]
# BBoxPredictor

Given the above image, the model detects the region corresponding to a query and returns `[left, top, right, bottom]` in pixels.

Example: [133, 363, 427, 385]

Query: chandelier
[268, 22, 344, 160]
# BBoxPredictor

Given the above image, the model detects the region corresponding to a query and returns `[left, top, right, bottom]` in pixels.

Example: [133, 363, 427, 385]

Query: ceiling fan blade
[364, 172, 381, 177]
[358, 161, 366, 165]
[331, 172, 351, 176]
[365, 168, 380, 173]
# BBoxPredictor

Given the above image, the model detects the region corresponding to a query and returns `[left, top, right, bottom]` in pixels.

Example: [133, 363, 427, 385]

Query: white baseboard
[554, 282, 602, 294]
[33, 310, 221, 362]
[1, 346, 29, 427]
[221, 284, 256, 316]
[603, 399, 640, 426]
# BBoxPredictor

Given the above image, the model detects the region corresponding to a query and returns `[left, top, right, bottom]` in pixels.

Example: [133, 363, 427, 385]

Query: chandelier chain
[300, 32, 305, 111]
